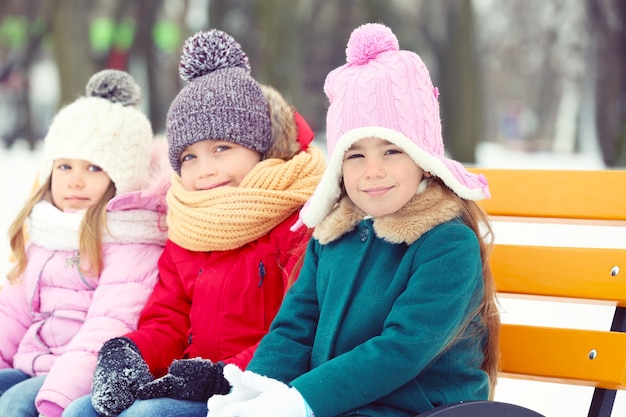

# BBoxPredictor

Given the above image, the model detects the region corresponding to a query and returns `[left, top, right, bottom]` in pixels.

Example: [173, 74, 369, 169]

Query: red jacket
[127, 211, 309, 377]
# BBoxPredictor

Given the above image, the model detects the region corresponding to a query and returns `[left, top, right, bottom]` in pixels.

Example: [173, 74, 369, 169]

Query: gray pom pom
[85, 69, 141, 107]
[179, 29, 250, 82]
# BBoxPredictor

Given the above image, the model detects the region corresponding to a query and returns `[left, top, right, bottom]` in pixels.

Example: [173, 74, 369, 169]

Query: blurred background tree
[0, 0, 624, 167]
[586, 0, 626, 167]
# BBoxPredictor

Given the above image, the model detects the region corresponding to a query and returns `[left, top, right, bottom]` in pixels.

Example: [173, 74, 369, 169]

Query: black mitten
[136, 357, 230, 402]
[91, 337, 153, 417]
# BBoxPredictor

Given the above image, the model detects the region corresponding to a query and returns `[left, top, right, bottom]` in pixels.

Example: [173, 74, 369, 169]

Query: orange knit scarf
[166, 146, 326, 251]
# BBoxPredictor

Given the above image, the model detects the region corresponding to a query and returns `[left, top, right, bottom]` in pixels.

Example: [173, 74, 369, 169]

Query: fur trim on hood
[142, 135, 173, 208]
[106, 136, 172, 214]
[261, 84, 314, 161]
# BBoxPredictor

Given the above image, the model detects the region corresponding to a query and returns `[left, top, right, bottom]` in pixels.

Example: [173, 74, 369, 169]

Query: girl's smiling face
[342, 137, 425, 217]
[51, 158, 113, 212]
[179, 140, 262, 191]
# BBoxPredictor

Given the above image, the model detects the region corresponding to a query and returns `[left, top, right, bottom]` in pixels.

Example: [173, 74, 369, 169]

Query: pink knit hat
[299, 23, 490, 228]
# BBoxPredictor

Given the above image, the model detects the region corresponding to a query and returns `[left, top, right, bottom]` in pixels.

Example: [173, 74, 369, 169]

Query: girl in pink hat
[206, 23, 500, 417]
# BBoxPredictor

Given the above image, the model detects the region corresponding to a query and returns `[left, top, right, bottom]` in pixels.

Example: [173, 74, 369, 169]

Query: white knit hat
[39, 70, 153, 196]
[300, 23, 490, 228]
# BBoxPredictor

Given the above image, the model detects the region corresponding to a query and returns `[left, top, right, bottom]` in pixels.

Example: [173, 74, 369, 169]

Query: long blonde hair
[7, 175, 116, 282]
[436, 178, 500, 397]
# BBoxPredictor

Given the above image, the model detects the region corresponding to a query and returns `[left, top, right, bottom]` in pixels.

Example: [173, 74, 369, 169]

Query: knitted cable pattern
[166, 146, 326, 252]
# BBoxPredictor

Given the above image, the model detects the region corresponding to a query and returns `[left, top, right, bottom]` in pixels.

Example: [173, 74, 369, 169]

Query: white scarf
[29, 201, 168, 250]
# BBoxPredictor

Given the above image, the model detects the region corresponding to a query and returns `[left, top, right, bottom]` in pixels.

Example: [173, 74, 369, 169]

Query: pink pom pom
[345, 23, 399, 65]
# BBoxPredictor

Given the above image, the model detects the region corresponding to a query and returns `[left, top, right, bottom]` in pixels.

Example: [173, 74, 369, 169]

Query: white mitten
[209, 371, 307, 417]
[207, 364, 260, 414]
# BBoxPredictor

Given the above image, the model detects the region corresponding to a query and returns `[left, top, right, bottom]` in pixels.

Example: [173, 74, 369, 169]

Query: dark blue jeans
[63, 394, 208, 417]
[0, 369, 45, 417]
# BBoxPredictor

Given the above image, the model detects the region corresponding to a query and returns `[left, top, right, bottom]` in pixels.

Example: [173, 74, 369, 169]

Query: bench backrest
[469, 168, 626, 416]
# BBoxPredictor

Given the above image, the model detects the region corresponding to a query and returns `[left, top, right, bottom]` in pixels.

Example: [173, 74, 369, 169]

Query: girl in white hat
[0, 70, 169, 417]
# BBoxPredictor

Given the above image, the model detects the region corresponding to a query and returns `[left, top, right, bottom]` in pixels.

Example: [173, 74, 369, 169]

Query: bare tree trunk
[437, 0, 481, 163]
[1, 0, 50, 148]
[209, 0, 230, 28]
[134, 0, 167, 132]
[255, 0, 302, 99]
[587, 0, 626, 167]
[19, 1, 46, 149]
[50, 0, 96, 106]
[525, 29, 559, 149]
[300, 0, 332, 131]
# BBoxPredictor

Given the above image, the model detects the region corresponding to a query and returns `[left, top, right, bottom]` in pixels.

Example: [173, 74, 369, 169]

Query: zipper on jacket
[66, 251, 97, 290]
[258, 261, 266, 287]
[30, 252, 55, 315]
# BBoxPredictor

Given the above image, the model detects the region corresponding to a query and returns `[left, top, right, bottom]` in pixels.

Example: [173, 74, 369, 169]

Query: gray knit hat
[166, 29, 271, 174]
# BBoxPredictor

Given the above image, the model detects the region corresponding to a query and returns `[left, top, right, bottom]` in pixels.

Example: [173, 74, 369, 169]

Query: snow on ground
[1, 140, 625, 416]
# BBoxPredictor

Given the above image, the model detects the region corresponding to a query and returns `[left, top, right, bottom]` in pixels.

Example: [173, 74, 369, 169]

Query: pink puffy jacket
[0, 144, 171, 417]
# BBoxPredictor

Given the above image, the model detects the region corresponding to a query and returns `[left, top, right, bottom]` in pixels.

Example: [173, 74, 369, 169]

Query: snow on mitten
[91, 337, 153, 417]
[136, 357, 230, 402]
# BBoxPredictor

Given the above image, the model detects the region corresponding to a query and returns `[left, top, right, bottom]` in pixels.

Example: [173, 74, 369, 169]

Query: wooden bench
[421, 168, 626, 417]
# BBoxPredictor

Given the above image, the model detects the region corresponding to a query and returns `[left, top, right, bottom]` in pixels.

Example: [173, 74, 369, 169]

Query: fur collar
[313, 180, 462, 245]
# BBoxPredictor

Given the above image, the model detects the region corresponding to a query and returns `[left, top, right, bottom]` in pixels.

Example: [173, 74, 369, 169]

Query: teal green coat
[248, 184, 489, 417]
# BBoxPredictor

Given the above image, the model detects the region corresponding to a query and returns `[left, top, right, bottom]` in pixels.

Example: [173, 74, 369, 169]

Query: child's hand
[207, 364, 260, 413]
[208, 369, 307, 417]
[136, 357, 230, 402]
[91, 337, 153, 417]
